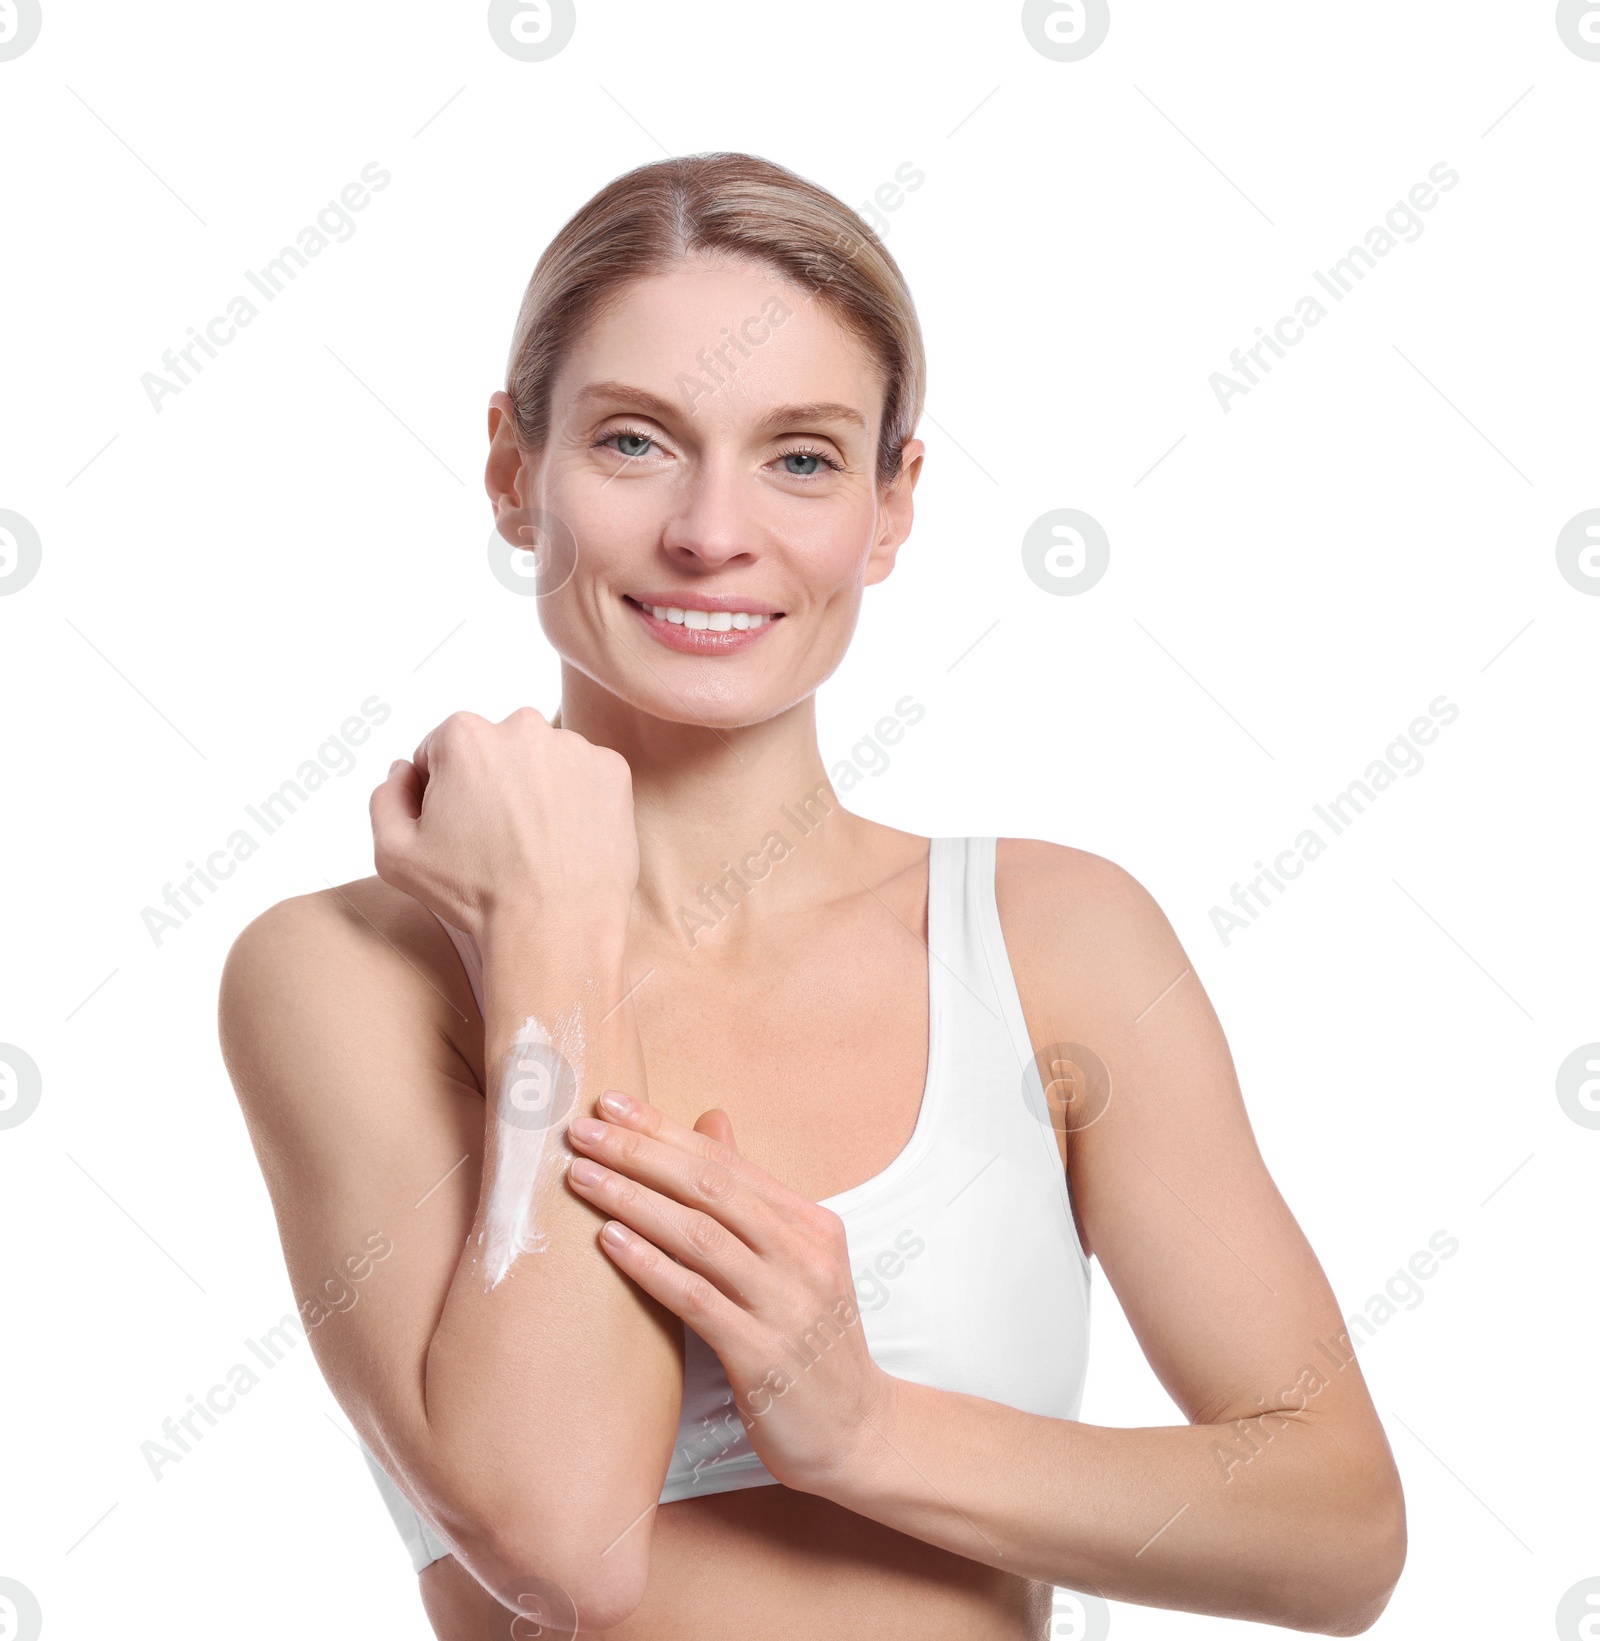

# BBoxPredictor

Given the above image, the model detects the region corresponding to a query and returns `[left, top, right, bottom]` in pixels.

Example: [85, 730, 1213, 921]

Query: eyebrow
[567, 379, 868, 435]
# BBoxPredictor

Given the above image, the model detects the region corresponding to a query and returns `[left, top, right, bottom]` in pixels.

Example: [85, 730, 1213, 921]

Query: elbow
[1308, 1474, 1408, 1636]
[1329, 1526, 1406, 1636]
[459, 1503, 651, 1632]
[406, 1435, 654, 1629]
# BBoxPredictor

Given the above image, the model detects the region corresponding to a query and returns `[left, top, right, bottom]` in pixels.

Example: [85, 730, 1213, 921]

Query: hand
[369, 708, 639, 944]
[561, 1093, 897, 1498]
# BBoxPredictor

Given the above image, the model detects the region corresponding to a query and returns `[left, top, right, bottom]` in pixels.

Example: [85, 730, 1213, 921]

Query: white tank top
[358, 836, 1092, 1570]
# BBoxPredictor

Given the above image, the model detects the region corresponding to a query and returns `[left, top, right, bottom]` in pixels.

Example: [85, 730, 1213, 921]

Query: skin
[218, 256, 1406, 1637]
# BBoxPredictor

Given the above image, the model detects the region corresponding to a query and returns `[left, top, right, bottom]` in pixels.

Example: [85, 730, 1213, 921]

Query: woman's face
[487, 256, 923, 730]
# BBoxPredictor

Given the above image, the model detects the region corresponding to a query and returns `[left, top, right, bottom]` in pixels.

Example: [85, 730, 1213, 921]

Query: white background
[2, 2, 1596, 1636]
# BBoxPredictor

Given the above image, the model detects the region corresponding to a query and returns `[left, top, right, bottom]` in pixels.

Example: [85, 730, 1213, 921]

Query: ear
[694, 1108, 738, 1150]
[864, 437, 925, 588]
[486, 390, 531, 547]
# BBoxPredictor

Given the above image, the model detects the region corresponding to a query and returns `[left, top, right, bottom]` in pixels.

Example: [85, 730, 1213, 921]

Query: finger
[695, 1109, 737, 1149]
[567, 1109, 779, 1258]
[579, 1097, 807, 1236]
[369, 759, 421, 844]
[390, 758, 424, 816]
[567, 1159, 764, 1308]
[594, 1219, 763, 1355]
[497, 704, 548, 729]
[412, 710, 476, 781]
[603, 1095, 767, 1188]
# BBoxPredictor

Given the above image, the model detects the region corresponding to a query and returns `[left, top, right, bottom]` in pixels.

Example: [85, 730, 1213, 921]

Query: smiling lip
[623, 594, 784, 653]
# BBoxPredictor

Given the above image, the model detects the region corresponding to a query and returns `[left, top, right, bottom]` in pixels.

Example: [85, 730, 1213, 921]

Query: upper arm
[217, 882, 486, 1480]
[999, 840, 1401, 1464]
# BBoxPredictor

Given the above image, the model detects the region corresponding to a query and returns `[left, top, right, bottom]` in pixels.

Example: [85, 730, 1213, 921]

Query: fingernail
[601, 1221, 631, 1247]
[569, 1115, 605, 1143]
[569, 1157, 605, 1185]
[599, 1090, 633, 1118]
[389, 760, 405, 777]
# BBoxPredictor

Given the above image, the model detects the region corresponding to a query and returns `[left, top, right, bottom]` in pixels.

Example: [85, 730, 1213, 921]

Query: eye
[595, 425, 661, 462]
[774, 445, 844, 480]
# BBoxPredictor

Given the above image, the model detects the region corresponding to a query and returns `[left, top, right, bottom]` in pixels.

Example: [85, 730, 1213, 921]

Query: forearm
[825, 1379, 1404, 1635]
[417, 911, 674, 1611]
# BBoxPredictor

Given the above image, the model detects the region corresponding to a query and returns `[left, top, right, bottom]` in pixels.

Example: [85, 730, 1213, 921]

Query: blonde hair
[504, 151, 926, 490]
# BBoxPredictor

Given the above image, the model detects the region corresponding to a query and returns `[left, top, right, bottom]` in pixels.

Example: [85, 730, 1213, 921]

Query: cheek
[533, 578, 609, 667]
[787, 505, 883, 597]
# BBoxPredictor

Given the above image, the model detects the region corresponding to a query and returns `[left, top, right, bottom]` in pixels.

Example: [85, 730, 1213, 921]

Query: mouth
[622, 593, 785, 653]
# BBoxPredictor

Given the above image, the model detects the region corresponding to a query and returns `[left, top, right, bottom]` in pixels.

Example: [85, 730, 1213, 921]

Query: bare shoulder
[218, 877, 482, 1134]
[994, 835, 1162, 914]
[994, 837, 1189, 1028]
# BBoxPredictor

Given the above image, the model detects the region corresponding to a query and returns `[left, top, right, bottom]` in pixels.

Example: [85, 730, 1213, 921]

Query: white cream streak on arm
[476, 998, 589, 1290]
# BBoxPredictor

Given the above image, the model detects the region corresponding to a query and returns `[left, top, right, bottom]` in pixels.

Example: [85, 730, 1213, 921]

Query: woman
[219, 152, 1406, 1637]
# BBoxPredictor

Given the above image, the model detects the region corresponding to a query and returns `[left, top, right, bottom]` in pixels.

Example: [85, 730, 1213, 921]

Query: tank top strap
[947, 835, 1036, 1053]
[931, 837, 1061, 1161]
[928, 836, 1014, 1038]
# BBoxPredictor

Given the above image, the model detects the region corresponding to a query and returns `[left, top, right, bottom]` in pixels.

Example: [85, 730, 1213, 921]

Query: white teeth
[637, 600, 773, 630]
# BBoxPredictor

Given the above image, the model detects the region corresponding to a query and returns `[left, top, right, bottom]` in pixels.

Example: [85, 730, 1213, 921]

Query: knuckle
[799, 1247, 839, 1290]
[444, 710, 486, 740]
[506, 705, 547, 733]
[679, 1273, 720, 1318]
[686, 1213, 727, 1259]
[592, 745, 633, 785]
[693, 1167, 733, 1205]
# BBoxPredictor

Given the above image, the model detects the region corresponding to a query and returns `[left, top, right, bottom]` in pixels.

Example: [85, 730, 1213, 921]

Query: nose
[659, 457, 758, 570]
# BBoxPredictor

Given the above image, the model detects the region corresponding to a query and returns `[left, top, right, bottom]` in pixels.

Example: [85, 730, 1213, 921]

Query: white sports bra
[358, 835, 1092, 1573]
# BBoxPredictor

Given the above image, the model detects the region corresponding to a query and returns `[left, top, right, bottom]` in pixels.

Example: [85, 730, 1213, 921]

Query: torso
[622, 830, 938, 1203]
[358, 823, 1085, 1638]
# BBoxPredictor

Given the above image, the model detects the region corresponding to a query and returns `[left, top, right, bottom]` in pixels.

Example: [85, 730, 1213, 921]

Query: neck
[555, 663, 874, 942]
